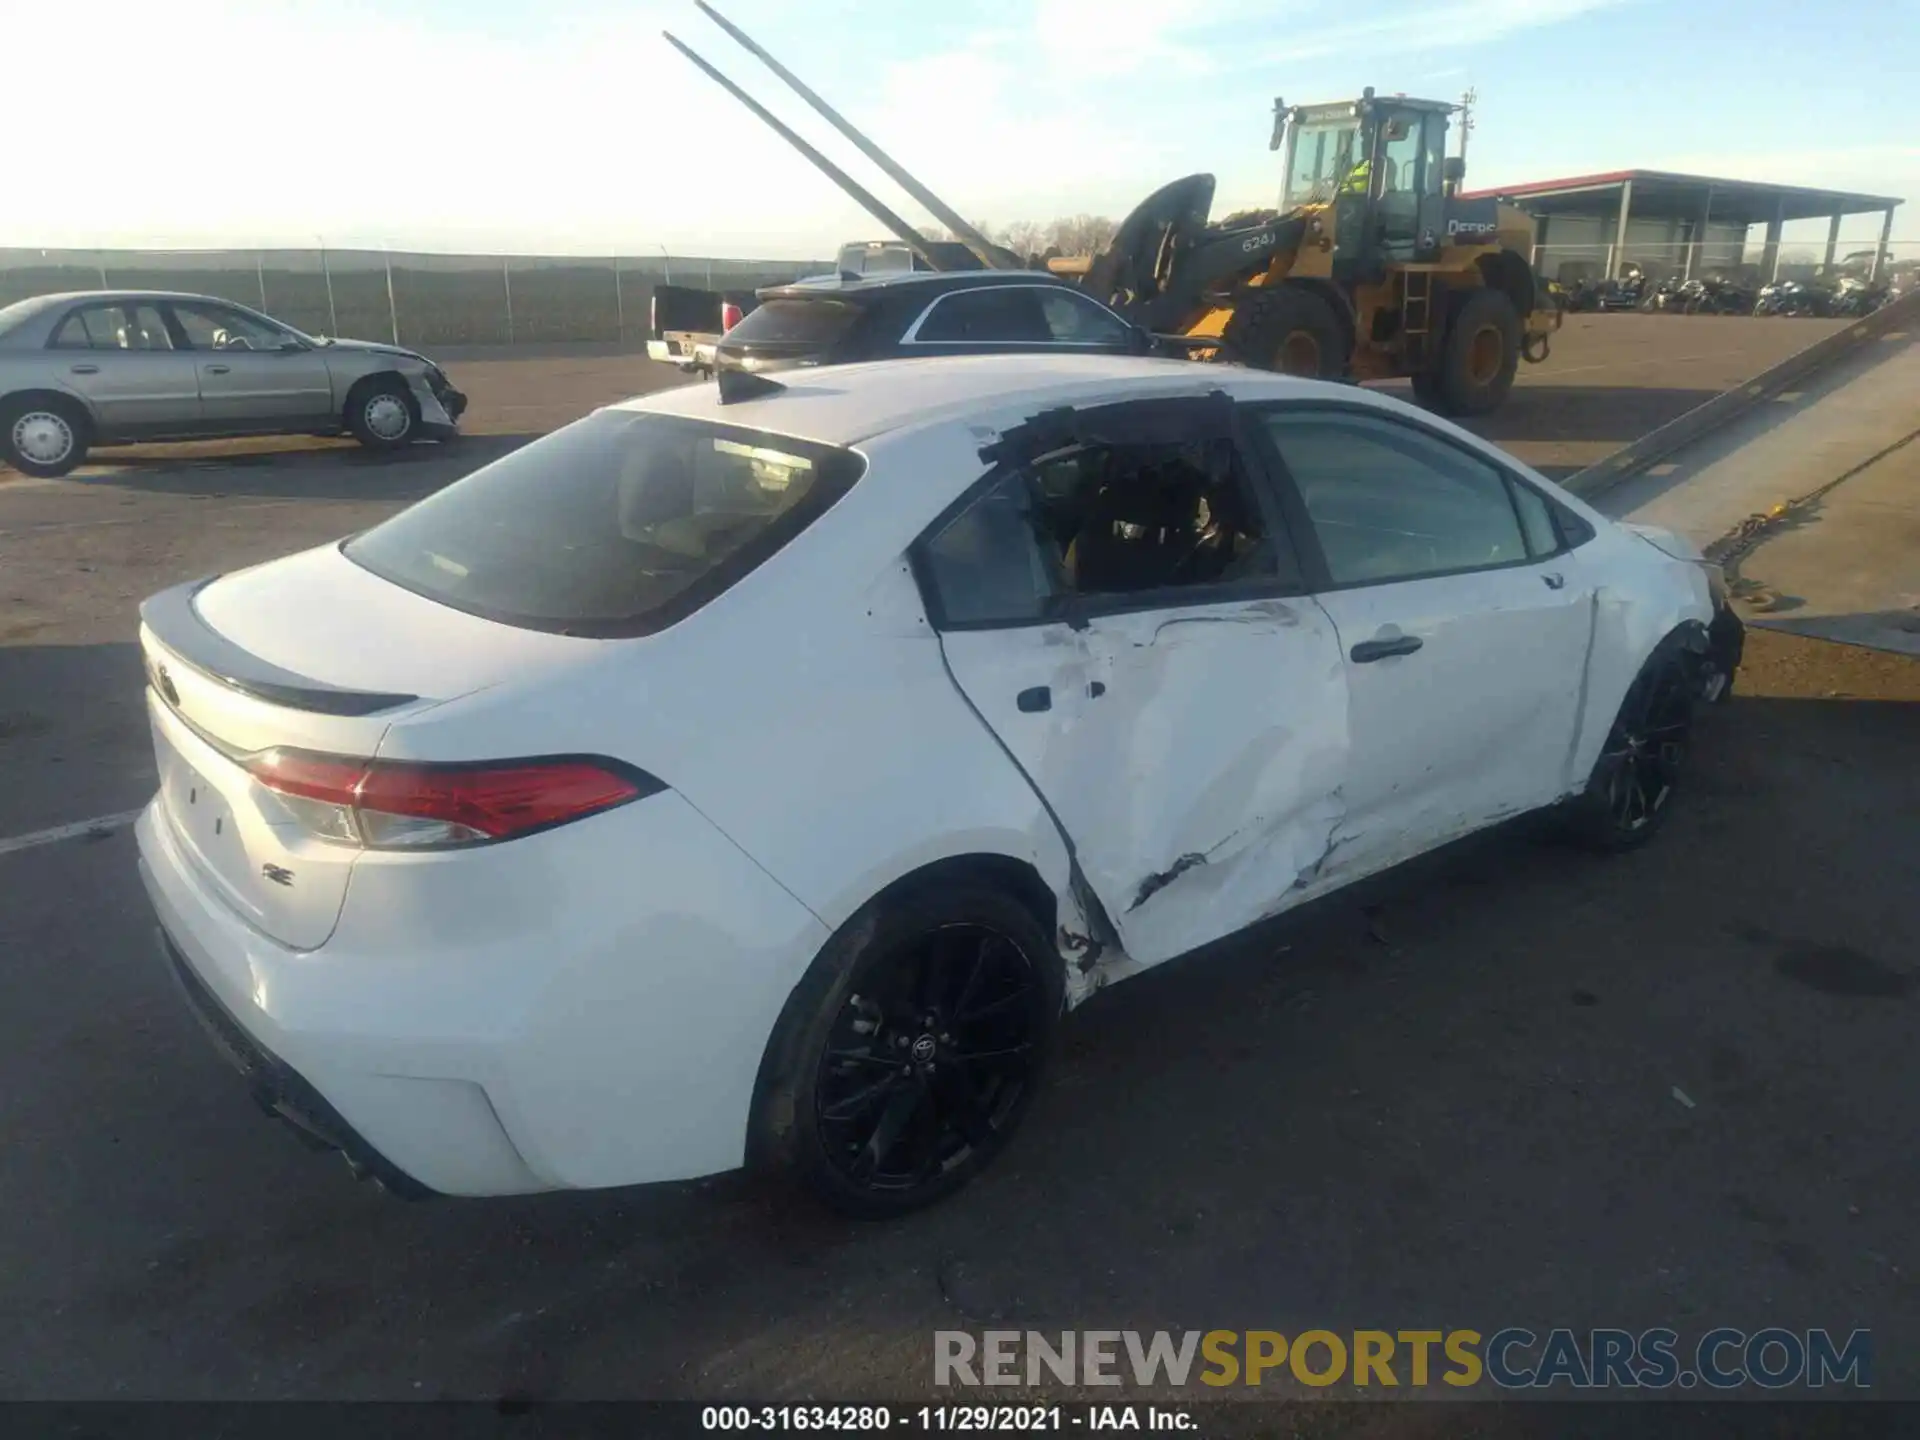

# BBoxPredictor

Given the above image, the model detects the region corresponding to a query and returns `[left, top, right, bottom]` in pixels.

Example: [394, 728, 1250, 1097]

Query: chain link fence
[0, 248, 831, 349]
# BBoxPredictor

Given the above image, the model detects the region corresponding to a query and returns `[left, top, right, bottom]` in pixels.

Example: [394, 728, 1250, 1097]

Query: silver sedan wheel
[12, 410, 75, 467]
[362, 393, 413, 442]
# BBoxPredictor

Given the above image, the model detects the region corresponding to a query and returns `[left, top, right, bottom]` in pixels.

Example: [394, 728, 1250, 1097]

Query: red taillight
[246, 750, 657, 849]
[721, 301, 743, 332]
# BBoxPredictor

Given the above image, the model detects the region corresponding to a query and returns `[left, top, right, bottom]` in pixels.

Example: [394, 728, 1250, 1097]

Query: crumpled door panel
[939, 595, 1351, 972]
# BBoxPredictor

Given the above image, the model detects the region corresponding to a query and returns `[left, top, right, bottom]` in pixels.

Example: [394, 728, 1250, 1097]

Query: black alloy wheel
[1573, 647, 1697, 850]
[813, 922, 1043, 1201]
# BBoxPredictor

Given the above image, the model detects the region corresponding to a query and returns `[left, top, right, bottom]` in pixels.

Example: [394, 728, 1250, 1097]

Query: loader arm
[689, 2, 1023, 272]
[662, 31, 949, 272]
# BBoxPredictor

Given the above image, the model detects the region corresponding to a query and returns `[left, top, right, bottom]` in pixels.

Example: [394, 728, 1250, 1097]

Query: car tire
[750, 880, 1065, 1219]
[1223, 284, 1349, 380]
[1562, 635, 1699, 852]
[345, 379, 419, 451]
[1431, 287, 1521, 416]
[2, 395, 92, 478]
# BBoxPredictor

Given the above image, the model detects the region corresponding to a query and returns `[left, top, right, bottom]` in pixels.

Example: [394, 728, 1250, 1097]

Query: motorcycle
[1682, 273, 1758, 315]
[1598, 268, 1649, 311]
[1829, 275, 1891, 317]
[1640, 276, 1688, 312]
[1561, 277, 1605, 313]
[1754, 279, 1832, 317]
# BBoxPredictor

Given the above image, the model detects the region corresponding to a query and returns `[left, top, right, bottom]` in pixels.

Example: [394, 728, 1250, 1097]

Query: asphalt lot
[1, 316, 1914, 1413]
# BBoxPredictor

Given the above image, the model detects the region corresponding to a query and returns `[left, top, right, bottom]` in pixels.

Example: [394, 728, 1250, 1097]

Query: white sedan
[136, 355, 1740, 1215]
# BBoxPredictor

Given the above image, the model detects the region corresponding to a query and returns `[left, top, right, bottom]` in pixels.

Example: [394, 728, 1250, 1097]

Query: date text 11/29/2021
[702, 1406, 1195, 1432]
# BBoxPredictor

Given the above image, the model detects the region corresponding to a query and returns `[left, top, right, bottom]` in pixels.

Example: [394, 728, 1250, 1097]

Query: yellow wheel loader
[668, 6, 1558, 416]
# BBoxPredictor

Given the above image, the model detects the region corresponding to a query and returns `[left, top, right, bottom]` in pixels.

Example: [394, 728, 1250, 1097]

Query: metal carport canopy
[1457, 169, 1901, 225]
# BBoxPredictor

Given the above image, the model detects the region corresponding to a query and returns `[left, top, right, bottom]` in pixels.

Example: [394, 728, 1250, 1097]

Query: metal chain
[1704, 425, 1920, 589]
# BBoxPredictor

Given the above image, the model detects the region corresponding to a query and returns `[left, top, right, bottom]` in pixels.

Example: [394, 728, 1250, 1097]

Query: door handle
[204, 364, 231, 375]
[1016, 686, 1052, 713]
[1350, 634, 1424, 663]
[1542, 571, 1566, 590]
[69, 363, 99, 374]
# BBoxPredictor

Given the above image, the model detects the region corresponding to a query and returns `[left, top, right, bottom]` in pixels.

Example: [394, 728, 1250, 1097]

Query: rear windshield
[837, 244, 915, 276]
[343, 412, 864, 636]
[725, 297, 864, 349]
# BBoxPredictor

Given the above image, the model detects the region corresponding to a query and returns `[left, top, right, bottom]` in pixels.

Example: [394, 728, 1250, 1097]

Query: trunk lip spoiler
[139, 576, 420, 719]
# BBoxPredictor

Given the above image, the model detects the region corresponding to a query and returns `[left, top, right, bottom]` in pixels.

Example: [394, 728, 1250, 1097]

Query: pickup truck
[646, 283, 760, 374]
[647, 240, 983, 374]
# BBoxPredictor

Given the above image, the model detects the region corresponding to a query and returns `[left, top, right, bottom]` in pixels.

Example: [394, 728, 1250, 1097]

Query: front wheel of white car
[751, 881, 1064, 1218]
[1564, 637, 1699, 852]
[345, 379, 418, 451]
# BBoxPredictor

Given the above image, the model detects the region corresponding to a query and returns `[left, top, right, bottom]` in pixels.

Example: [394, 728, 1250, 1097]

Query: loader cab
[1277, 92, 1453, 278]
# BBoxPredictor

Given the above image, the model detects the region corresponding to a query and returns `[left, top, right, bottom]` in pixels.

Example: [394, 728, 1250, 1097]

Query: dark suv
[713, 270, 1154, 374]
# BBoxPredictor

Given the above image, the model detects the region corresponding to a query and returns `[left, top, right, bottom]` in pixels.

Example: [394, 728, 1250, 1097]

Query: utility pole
[1457, 87, 1478, 173]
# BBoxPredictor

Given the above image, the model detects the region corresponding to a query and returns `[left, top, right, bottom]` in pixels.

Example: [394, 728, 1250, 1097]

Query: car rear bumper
[155, 923, 441, 1198]
[647, 337, 716, 371]
[136, 786, 831, 1197]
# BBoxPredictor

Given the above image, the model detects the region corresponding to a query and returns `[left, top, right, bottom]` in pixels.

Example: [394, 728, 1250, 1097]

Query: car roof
[618, 353, 1379, 447]
[0, 289, 276, 342]
[4, 290, 260, 310]
[755, 270, 1080, 302]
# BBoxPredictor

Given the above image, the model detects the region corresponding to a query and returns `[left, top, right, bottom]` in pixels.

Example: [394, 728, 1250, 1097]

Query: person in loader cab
[1340, 151, 1393, 198]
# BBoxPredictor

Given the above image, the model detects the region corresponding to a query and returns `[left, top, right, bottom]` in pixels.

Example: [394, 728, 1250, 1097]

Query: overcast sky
[9, 0, 1916, 257]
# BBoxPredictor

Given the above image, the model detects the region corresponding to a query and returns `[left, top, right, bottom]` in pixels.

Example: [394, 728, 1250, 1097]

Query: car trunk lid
[139, 546, 592, 949]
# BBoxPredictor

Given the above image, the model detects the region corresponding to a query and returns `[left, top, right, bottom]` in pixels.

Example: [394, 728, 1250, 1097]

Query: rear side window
[724, 298, 863, 347]
[912, 287, 1051, 343]
[1036, 290, 1133, 345]
[343, 412, 863, 636]
[51, 303, 175, 351]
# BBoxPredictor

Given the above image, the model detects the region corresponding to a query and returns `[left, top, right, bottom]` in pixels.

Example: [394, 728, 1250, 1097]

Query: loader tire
[1431, 287, 1521, 416]
[1223, 285, 1347, 380]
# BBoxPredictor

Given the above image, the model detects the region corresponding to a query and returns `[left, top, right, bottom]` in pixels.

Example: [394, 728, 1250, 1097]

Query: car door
[166, 300, 335, 428]
[900, 284, 1138, 359]
[46, 302, 203, 436]
[914, 394, 1351, 967]
[1250, 404, 1597, 874]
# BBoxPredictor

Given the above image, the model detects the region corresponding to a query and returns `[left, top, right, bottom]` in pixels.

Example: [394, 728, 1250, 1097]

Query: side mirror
[1443, 156, 1466, 186]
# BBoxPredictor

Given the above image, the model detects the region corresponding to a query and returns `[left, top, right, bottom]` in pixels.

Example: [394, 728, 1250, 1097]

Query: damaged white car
[136, 354, 1742, 1215]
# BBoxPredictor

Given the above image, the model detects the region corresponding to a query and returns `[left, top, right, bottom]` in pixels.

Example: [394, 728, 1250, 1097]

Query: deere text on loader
[668, 5, 1558, 416]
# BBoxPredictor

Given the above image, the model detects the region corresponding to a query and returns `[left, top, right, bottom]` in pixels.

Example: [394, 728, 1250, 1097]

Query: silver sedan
[0, 291, 467, 477]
